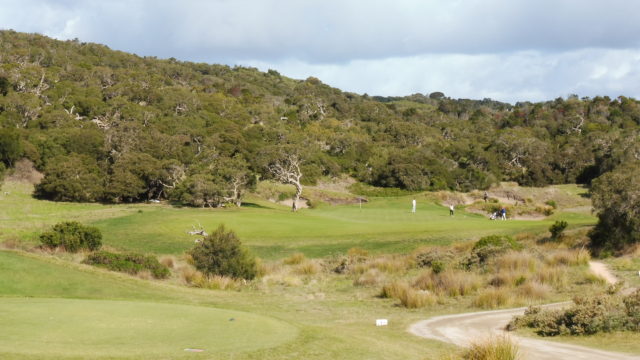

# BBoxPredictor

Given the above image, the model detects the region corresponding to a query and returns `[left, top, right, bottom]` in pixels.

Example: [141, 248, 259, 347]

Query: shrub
[189, 225, 257, 280]
[474, 235, 520, 251]
[463, 335, 520, 360]
[549, 221, 568, 241]
[465, 235, 521, 267]
[39, 221, 102, 252]
[415, 247, 454, 270]
[545, 200, 558, 209]
[509, 291, 640, 336]
[84, 251, 169, 279]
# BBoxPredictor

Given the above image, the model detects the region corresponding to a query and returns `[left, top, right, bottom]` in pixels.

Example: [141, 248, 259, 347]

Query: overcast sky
[2, 0, 640, 103]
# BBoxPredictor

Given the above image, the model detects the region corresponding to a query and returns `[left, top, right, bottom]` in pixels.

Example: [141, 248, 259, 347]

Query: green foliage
[589, 163, 640, 252]
[189, 225, 257, 280]
[473, 235, 520, 251]
[34, 154, 105, 202]
[39, 221, 102, 252]
[348, 182, 415, 197]
[509, 290, 640, 336]
[1, 30, 639, 205]
[0, 128, 23, 167]
[84, 251, 170, 279]
[549, 220, 568, 241]
[465, 235, 522, 267]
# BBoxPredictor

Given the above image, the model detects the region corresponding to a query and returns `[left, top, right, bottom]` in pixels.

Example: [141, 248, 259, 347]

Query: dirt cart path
[408, 261, 639, 360]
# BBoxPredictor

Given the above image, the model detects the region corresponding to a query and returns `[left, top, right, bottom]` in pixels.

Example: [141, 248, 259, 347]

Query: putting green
[0, 297, 298, 358]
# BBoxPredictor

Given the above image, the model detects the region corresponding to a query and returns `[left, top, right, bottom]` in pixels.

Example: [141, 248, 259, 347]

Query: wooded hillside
[0, 30, 639, 205]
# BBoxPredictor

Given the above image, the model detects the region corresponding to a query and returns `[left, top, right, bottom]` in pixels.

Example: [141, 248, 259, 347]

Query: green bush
[189, 225, 257, 280]
[473, 235, 520, 251]
[84, 251, 170, 279]
[549, 220, 568, 241]
[464, 235, 522, 268]
[508, 290, 640, 336]
[545, 200, 558, 209]
[39, 221, 102, 252]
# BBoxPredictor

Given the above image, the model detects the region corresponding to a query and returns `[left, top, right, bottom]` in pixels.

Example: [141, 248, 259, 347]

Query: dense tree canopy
[0, 31, 639, 208]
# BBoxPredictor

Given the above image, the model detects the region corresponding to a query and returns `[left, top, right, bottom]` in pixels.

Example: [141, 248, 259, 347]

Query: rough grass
[414, 269, 482, 297]
[463, 335, 520, 360]
[472, 287, 515, 309]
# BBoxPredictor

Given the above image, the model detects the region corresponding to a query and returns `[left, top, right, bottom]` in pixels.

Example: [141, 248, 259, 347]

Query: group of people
[410, 196, 508, 220]
[490, 207, 507, 220]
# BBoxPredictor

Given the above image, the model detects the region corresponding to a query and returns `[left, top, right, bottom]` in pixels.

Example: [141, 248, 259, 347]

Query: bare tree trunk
[292, 183, 302, 211]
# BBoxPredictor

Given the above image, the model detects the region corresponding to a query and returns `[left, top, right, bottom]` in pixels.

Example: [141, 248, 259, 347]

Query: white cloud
[243, 49, 640, 103]
[1, 0, 640, 101]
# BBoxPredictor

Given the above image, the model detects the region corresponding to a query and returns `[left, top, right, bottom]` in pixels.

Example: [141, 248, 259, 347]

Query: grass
[462, 335, 520, 360]
[0, 297, 297, 359]
[516, 328, 640, 355]
[0, 249, 458, 359]
[0, 180, 610, 359]
[0, 181, 596, 259]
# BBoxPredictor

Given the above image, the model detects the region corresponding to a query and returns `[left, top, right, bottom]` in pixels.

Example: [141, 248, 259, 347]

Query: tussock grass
[178, 265, 203, 285]
[517, 281, 550, 300]
[295, 260, 322, 275]
[414, 269, 482, 297]
[353, 269, 385, 287]
[472, 287, 514, 309]
[159, 256, 176, 269]
[380, 280, 410, 299]
[494, 251, 538, 272]
[463, 335, 520, 360]
[489, 271, 528, 288]
[545, 248, 590, 266]
[380, 280, 437, 308]
[283, 252, 306, 265]
[534, 265, 567, 288]
[195, 275, 242, 290]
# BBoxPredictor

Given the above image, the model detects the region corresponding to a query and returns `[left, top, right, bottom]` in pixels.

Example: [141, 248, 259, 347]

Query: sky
[1, 0, 640, 103]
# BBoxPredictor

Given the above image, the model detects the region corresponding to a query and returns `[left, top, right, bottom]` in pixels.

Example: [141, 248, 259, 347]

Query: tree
[0, 128, 23, 167]
[34, 154, 105, 202]
[189, 225, 257, 280]
[589, 163, 640, 253]
[267, 151, 303, 211]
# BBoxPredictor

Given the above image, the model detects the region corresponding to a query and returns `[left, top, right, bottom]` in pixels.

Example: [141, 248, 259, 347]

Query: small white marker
[376, 319, 388, 326]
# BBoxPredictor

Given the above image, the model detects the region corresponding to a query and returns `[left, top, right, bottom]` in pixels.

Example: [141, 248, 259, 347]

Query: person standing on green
[449, 204, 454, 216]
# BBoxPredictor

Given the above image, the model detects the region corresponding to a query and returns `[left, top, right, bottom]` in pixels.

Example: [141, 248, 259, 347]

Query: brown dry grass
[517, 281, 550, 300]
[472, 287, 514, 309]
[380, 280, 437, 308]
[545, 248, 590, 266]
[353, 269, 386, 287]
[283, 252, 306, 265]
[494, 251, 539, 272]
[414, 269, 482, 297]
[463, 335, 520, 360]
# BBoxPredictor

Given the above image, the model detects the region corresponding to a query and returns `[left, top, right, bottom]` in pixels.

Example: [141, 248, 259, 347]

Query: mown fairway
[1, 181, 596, 259]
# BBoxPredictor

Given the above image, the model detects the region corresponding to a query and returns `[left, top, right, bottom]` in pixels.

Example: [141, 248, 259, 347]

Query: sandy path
[409, 261, 640, 360]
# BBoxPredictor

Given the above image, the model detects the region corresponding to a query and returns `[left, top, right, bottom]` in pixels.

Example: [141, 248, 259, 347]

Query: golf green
[0, 297, 298, 358]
